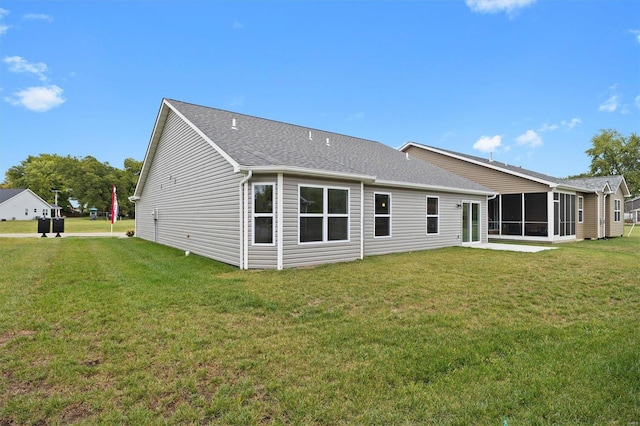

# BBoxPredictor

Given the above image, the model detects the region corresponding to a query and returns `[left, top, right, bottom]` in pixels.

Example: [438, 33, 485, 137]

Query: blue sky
[1, 0, 639, 181]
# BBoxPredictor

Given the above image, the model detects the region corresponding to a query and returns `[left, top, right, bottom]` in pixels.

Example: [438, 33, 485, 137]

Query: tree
[2, 154, 142, 216]
[585, 129, 640, 196]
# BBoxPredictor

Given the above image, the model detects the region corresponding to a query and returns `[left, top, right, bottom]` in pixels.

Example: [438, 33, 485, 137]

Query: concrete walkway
[469, 243, 557, 253]
[0, 232, 128, 238]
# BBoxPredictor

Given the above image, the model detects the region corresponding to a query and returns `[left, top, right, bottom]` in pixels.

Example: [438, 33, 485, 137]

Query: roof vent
[489, 152, 493, 163]
[308, 130, 313, 141]
[325, 137, 330, 147]
[231, 118, 238, 130]
[405, 152, 409, 160]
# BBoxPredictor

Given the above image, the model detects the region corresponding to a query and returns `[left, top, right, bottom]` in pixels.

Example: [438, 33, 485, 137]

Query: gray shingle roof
[0, 188, 26, 204]
[563, 175, 625, 193]
[166, 99, 493, 194]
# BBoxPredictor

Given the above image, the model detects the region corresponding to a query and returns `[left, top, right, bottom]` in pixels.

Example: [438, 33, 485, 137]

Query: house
[131, 99, 495, 269]
[0, 188, 54, 221]
[399, 143, 631, 241]
[625, 196, 640, 224]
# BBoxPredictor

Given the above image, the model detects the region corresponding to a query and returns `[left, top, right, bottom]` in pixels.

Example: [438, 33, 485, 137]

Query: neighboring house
[0, 188, 53, 221]
[131, 99, 494, 270]
[625, 196, 640, 223]
[399, 143, 631, 241]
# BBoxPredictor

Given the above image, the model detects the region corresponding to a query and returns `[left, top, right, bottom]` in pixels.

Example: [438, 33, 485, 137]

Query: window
[253, 183, 274, 244]
[25, 208, 28, 216]
[374, 193, 391, 237]
[43, 209, 48, 217]
[578, 196, 584, 223]
[614, 199, 621, 222]
[426, 196, 439, 234]
[299, 185, 349, 243]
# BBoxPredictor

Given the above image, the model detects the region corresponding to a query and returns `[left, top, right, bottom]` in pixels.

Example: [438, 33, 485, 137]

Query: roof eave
[239, 165, 376, 183]
[372, 179, 496, 196]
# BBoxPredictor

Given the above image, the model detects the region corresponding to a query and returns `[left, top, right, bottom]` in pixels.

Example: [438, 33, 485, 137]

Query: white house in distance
[0, 188, 53, 221]
[131, 99, 495, 270]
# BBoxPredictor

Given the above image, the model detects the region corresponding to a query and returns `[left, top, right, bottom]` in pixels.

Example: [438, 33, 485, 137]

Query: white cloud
[4, 56, 49, 81]
[598, 95, 618, 112]
[473, 135, 502, 153]
[631, 30, 640, 44]
[538, 123, 559, 132]
[466, 0, 536, 15]
[232, 21, 244, 30]
[0, 8, 9, 35]
[515, 129, 542, 148]
[635, 95, 640, 109]
[6, 85, 65, 112]
[561, 118, 582, 129]
[23, 13, 53, 22]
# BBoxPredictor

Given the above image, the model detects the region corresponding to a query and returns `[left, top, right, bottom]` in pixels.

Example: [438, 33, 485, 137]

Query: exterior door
[462, 201, 481, 243]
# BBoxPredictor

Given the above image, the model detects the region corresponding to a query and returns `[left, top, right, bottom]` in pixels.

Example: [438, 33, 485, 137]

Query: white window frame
[578, 196, 584, 223]
[252, 182, 275, 246]
[426, 196, 439, 235]
[374, 192, 392, 238]
[614, 199, 621, 222]
[298, 184, 350, 244]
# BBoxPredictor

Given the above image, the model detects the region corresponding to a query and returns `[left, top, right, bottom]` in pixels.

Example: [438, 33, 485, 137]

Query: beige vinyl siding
[582, 193, 599, 239]
[247, 175, 278, 270]
[364, 186, 486, 256]
[281, 176, 362, 269]
[606, 188, 625, 237]
[405, 146, 550, 193]
[135, 109, 242, 266]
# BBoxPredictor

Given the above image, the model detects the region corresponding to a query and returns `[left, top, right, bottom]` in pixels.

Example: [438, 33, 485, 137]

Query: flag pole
[110, 185, 118, 236]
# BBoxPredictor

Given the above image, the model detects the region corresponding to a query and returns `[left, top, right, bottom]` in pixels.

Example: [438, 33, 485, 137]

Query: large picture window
[253, 183, 274, 245]
[299, 185, 349, 243]
[426, 196, 439, 234]
[374, 193, 391, 237]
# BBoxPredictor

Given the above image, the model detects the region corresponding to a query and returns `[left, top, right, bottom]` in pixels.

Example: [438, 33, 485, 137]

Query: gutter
[238, 170, 253, 269]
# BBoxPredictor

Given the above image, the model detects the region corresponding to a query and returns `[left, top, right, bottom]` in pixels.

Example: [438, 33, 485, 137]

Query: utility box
[52, 218, 65, 237]
[38, 218, 51, 237]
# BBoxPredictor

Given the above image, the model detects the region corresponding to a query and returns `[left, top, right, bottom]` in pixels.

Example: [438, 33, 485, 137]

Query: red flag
[111, 185, 118, 224]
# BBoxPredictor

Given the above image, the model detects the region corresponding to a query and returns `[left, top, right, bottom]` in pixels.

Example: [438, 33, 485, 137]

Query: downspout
[360, 181, 364, 260]
[277, 173, 284, 270]
[602, 193, 608, 239]
[238, 170, 253, 269]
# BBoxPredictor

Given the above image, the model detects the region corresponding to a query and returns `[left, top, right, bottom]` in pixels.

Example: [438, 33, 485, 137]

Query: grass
[0, 217, 133, 234]
[0, 226, 638, 424]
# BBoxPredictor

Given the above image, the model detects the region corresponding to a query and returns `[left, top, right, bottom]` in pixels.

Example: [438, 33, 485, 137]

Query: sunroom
[488, 191, 577, 241]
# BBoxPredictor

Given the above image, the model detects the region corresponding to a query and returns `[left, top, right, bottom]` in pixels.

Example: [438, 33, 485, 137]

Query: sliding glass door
[462, 201, 480, 243]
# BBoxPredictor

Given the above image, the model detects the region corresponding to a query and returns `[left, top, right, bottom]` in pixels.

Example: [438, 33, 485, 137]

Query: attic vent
[231, 118, 238, 130]
[405, 152, 409, 160]
[489, 152, 493, 163]
[308, 130, 313, 141]
[325, 137, 330, 147]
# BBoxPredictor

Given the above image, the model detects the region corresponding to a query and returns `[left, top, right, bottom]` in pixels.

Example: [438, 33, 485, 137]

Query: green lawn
[0, 217, 133, 234]
[0, 228, 638, 424]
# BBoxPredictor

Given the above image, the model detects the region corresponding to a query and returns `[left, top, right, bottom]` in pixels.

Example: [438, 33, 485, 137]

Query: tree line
[1, 154, 142, 218]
